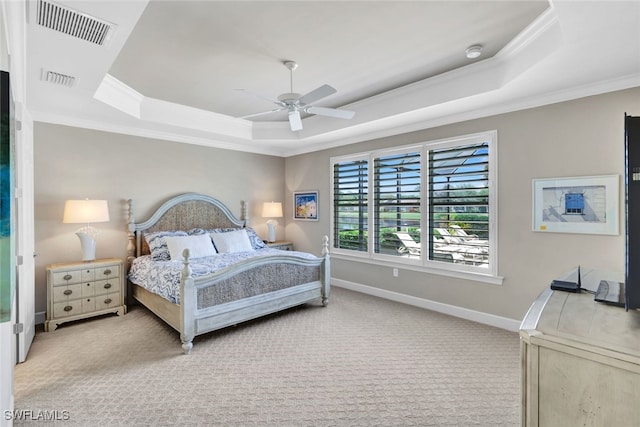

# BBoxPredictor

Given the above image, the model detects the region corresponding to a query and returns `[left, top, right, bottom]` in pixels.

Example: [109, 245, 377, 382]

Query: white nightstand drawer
[52, 270, 83, 285]
[96, 265, 119, 279]
[95, 279, 117, 295]
[82, 298, 96, 313]
[53, 300, 81, 318]
[80, 268, 96, 282]
[52, 283, 83, 302]
[81, 281, 96, 297]
[96, 292, 121, 310]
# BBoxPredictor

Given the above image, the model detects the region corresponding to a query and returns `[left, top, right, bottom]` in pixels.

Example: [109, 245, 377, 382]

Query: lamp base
[76, 228, 98, 261]
[266, 220, 277, 243]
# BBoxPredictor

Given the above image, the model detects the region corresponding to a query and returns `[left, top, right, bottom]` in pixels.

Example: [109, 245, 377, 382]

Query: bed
[126, 193, 330, 354]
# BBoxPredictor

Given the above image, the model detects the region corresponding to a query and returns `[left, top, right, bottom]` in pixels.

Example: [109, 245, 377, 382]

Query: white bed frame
[126, 193, 330, 354]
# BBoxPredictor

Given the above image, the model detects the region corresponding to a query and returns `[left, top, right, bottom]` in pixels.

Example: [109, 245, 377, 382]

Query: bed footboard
[179, 237, 330, 354]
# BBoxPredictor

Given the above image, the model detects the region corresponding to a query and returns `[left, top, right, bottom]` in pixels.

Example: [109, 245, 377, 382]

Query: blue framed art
[293, 191, 318, 221]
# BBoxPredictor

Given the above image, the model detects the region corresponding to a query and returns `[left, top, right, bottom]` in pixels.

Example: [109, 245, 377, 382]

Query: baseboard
[33, 287, 520, 331]
[35, 311, 46, 326]
[331, 278, 521, 332]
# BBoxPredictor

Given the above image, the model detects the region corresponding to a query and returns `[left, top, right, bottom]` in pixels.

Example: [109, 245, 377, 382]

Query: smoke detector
[465, 45, 483, 59]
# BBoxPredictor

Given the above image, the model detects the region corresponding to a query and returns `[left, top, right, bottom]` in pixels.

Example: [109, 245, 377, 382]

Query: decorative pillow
[210, 229, 254, 253]
[164, 234, 217, 260]
[189, 227, 266, 250]
[145, 231, 189, 261]
[245, 227, 267, 249]
[187, 228, 206, 236]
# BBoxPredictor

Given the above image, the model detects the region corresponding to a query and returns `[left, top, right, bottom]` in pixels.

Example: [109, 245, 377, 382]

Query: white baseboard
[331, 278, 521, 332]
[35, 311, 46, 326]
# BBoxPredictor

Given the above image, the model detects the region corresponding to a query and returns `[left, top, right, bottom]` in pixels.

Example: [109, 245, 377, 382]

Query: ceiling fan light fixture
[465, 45, 483, 59]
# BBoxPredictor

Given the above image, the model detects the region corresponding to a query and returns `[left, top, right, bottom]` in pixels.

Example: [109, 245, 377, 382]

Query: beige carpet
[14, 287, 521, 426]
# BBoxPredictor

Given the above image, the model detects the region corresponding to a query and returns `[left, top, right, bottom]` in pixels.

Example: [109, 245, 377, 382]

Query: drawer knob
[63, 305, 72, 312]
[103, 269, 112, 275]
[63, 289, 72, 296]
[104, 298, 112, 304]
[63, 274, 72, 281]
[104, 283, 112, 289]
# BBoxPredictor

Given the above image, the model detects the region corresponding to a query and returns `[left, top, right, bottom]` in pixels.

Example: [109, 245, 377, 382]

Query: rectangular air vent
[36, 0, 114, 46]
[41, 69, 76, 88]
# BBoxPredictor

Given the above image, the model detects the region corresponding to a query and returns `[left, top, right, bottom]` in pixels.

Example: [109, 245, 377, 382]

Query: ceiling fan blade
[305, 106, 355, 120]
[298, 84, 337, 106]
[288, 110, 303, 131]
[239, 108, 285, 119]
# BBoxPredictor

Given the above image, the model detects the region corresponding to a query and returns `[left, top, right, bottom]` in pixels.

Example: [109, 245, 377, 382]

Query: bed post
[321, 235, 330, 307]
[180, 248, 195, 355]
[241, 200, 248, 226]
[126, 199, 136, 270]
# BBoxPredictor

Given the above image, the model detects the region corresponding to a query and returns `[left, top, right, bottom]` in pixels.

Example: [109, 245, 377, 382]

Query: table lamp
[63, 199, 110, 261]
[262, 201, 283, 243]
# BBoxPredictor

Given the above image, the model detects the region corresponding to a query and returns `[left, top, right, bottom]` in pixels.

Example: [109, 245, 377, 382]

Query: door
[15, 111, 34, 362]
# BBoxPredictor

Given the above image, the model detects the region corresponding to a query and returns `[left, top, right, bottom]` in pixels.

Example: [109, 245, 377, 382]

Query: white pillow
[164, 234, 217, 260]
[210, 229, 254, 253]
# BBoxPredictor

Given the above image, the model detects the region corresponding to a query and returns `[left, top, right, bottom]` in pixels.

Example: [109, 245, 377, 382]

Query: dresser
[266, 241, 294, 251]
[45, 258, 126, 331]
[519, 268, 640, 426]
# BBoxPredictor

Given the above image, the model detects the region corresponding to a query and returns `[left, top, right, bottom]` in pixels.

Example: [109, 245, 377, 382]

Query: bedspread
[128, 248, 319, 305]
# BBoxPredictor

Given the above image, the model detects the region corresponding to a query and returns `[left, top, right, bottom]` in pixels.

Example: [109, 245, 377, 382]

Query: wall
[285, 87, 640, 321]
[33, 123, 285, 314]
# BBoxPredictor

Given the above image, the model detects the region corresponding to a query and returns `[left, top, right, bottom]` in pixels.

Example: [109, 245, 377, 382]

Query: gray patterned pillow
[244, 227, 267, 249]
[145, 230, 189, 261]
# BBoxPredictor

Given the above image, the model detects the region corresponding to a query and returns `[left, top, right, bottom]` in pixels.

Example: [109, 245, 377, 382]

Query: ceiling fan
[238, 61, 355, 131]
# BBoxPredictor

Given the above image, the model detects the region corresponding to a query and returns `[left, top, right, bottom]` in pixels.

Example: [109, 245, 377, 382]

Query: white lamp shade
[63, 199, 110, 224]
[262, 202, 283, 218]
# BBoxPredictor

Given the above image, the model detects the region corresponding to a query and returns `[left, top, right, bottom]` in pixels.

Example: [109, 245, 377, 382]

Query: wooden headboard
[127, 193, 247, 264]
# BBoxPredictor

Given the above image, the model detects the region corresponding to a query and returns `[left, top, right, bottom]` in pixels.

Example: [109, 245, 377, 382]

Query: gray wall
[285, 87, 640, 321]
[34, 88, 640, 321]
[34, 124, 285, 313]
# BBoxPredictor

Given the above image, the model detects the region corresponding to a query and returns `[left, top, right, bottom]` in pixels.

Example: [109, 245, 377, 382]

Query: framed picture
[532, 174, 619, 235]
[293, 191, 318, 221]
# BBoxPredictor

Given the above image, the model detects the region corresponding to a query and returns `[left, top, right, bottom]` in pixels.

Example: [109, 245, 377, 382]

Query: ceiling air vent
[36, 0, 114, 46]
[41, 69, 76, 88]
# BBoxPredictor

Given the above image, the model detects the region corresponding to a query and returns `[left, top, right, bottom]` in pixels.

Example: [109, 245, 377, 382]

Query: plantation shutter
[333, 160, 368, 251]
[373, 152, 421, 255]
[428, 142, 490, 265]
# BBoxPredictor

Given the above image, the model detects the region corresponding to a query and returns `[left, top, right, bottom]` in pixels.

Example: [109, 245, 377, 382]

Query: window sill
[331, 252, 504, 286]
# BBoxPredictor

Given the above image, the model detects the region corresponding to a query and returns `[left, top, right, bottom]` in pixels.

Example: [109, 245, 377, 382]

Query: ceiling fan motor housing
[277, 93, 302, 106]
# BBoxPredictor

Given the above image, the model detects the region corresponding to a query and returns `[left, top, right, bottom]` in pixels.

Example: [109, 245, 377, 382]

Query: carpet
[14, 287, 520, 426]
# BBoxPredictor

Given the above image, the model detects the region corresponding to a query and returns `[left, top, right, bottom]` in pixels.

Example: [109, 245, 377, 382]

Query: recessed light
[465, 45, 483, 59]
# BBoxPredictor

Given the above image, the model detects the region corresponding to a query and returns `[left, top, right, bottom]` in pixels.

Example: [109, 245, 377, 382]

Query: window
[333, 157, 368, 252]
[374, 150, 421, 256]
[331, 132, 497, 278]
[428, 141, 490, 269]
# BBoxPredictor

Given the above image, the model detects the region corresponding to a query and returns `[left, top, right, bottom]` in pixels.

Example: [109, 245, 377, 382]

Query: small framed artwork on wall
[532, 174, 619, 235]
[293, 191, 318, 221]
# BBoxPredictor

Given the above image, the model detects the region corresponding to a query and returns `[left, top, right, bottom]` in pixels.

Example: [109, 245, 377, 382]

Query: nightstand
[45, 258, 126, 331]
[266, 241, 294, 251]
